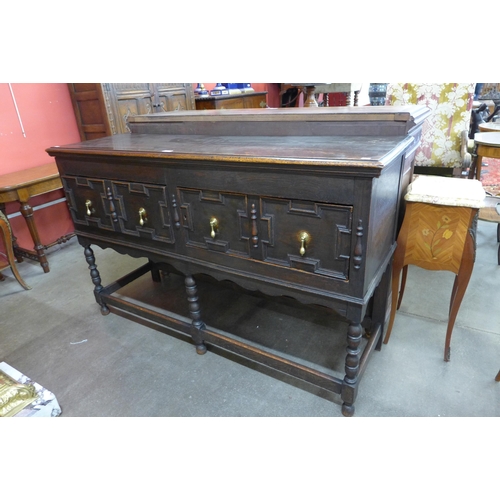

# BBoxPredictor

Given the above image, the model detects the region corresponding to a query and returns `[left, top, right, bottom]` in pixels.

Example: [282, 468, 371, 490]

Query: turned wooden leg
[341, 322, 363, 417]
[185, 275, 207, 355]
[84, 245, 109, 315]
[0, 213, 31, 290]
[443, 228, 475, 362]
[19, 198, 49, 273]
[495, 370, 500, 382]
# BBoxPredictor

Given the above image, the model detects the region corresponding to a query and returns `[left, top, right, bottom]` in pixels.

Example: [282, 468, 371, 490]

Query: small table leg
[18, 194, 50, 273]
[0, 212, 31, 290]
[444, 222, 475, 361]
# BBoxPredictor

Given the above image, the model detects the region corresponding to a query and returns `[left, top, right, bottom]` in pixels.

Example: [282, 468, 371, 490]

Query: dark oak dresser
[47, 106, 430, 416]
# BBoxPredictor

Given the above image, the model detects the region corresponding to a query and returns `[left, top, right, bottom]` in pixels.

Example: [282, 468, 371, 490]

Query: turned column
[341, 322, 363, 417]
[185, 275, 207, 354]
[84, 245, 109, 315]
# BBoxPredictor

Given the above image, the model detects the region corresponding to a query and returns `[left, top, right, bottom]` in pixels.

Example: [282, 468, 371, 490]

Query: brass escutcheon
[85, 200, 92, 216]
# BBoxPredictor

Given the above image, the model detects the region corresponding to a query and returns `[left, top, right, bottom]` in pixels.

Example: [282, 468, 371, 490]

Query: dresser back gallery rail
[47, 106, 429, 416]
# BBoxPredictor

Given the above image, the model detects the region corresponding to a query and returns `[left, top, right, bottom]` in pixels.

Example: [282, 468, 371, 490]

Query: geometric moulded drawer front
[62, 176, 114, 230]
[62, 176, 175, 244]
[111, 181, 175, 244]
[178, 186, 354, 280]
[179, 188, 251, 257]
[260, 197, 353, 280]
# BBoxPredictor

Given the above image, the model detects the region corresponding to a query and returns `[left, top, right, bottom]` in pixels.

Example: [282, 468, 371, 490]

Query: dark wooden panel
[68, 83, 111, 141]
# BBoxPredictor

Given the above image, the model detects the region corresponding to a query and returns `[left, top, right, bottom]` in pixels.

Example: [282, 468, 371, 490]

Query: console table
[0, 163, 75, 273]
[47, 106, 429, 416]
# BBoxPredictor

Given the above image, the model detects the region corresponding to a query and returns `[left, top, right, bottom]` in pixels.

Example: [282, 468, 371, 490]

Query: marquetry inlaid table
[384, 175, 485, 361]
[0, 162, 75, 273]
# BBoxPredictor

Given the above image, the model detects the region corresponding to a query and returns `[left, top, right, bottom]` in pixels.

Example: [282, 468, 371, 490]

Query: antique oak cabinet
[47, 106, 429, 416]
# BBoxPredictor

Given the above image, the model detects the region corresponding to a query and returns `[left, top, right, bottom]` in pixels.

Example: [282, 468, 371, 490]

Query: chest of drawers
[47, 106, 429, 416]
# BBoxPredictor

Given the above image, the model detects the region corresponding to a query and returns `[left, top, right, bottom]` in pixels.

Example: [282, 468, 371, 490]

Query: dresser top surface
[47, 133, 412, 168]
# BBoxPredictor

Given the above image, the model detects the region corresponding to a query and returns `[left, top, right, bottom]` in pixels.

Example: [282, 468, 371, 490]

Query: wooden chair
[383, 175, 485, 361]
[0, 211, 31, 290]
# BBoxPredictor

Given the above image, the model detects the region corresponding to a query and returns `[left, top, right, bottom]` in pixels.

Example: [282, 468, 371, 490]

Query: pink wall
[0, 84, 80, 174]
[0, 83, 80, 269]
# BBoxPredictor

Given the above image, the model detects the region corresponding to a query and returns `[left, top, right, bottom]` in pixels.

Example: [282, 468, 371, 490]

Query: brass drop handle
[210, 217, 218, 239]
[299, 232, 310, 256]
[85, 200, 92, 216]
[138, 208, 147, 226]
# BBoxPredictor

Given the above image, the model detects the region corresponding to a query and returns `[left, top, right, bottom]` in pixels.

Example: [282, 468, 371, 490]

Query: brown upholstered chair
[0, 211, 30, 290]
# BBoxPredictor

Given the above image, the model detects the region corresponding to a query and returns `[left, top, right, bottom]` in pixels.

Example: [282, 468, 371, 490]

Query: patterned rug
[480, 157, 500, 195]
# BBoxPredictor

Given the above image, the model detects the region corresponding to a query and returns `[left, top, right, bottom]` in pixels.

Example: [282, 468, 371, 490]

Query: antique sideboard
[47, 106, 430, 416]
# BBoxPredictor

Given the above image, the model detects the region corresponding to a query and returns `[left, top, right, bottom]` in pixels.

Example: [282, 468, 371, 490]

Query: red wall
[0, 83, 80, 268]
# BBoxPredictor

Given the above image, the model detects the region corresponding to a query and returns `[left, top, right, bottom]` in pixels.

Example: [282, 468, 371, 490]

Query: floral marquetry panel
[386, 83, 475, 169]
[401, 202, 473, 274]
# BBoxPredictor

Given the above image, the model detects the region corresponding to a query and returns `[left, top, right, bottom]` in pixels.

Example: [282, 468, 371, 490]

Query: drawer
[178, 186, 354, 281]
[112, 181, 175, 243]
[259, 197, 352, 280]
[63, 176, 114, 231]
[62, 176, 176, 244]
[178, 188, 251, 257]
